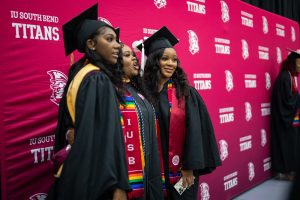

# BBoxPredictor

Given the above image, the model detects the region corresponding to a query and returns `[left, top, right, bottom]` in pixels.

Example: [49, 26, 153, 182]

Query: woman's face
[122, 45, 139, 78]
[159, 48, 178, 79]
[94, 27, 120, 65]
[296, 58, 300, 72]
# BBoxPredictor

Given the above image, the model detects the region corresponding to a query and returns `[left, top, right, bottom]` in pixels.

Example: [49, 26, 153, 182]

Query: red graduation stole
[120, 92, 166, 199]
[167, 81, 186, 184]
[120, 95, 145, 199]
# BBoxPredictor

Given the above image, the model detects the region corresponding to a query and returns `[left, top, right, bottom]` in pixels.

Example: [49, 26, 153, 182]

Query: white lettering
[187, 1, 206, 14]
[128, 157, 135, 165]
[245, 80, 256, 88]
[143, 28, 157, 34]
[241, 17, 253, 27]
[276, 28, 285, 37]
[240, 135, 252, 142]
[241, 11, 253, 18]
[10, 10, 18, 18]
[42, 14, 59, 23]
[215, 44, 230, 54]
[11, 23, 59, 40]
[30, 146, 54, 164]
[220, 113, 234, 124]
[193, 73, 211, 78]
[224, 171, 238, 181]
[264, 162, 271, 171]
[259, 51, 269, 60]
[194, 80, 211, 90]
[261, 108, 271, 116]
[219, 107, 234, 113]
[261, 102, 271, 107]
[244, 74, 256, 79]
[224, 177, 238, 190]
[240, 141, 252, 151]
[128, 144, 134, 151]
[126, 131, 133, 139]
[214, 38, 230, 44]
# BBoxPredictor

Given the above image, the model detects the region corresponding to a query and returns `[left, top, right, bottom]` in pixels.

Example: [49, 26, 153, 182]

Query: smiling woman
[141, 26, 221, 200]
[46, 4, 132, 200]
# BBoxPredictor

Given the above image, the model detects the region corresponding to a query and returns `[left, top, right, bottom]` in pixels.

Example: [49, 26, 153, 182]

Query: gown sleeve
[271, 71, 300, 128]
[182, 87, 221, 175]
[52, 71, 130, 200]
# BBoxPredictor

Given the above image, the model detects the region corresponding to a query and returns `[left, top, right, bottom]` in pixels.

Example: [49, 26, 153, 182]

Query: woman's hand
[65, 128, 74, 145]
[113, 188, 127, 200]
[181, 170, 195, 188]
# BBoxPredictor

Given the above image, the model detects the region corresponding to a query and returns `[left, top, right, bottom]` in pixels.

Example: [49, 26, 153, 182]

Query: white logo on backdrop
[224, 171, 238, 190]
[200, 183, 210, 200]
[262, 16, 268, 34]
[47, 70, 67, 106]
[219, 140, 228, 161]
[154, 0, 167, 9]
[29, 193, 47, 200]
[261, 129, 267, 147]
[225, 70, 234, 92]
[291, 26, 296, 42]
[245, 102, 252, 121]
[172, 155, 180, 166]
[187, 30, 200, 55]
[265, 72, 271, 90]
[220, 1, 230, 23]
[242, 39, 249, 60]
[98, 17, 112, 26]
[276, 47, 282, 64]
[248, 162, 255, 181]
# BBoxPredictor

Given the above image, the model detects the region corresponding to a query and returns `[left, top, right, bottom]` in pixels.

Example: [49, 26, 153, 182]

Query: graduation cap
[136, 26, 179, 75]
[63, 3, 118, 55]
[137, 26, 179, 57]
[287, 48, 300, 59]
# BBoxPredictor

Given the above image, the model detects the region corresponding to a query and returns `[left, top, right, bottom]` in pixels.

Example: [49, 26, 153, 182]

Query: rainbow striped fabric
[293, 109, 300, 127]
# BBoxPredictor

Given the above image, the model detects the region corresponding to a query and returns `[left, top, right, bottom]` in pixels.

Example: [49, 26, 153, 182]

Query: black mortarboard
[287, 48, 300, 59]
[63, 3, 118, 55]
[137, 26, 179, 56]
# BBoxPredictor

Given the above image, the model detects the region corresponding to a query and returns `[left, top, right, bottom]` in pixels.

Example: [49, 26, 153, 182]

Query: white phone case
[173, 177, 187, 195]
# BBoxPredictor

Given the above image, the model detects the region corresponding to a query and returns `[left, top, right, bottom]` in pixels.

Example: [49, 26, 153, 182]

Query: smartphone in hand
[173, 177, 187, 195]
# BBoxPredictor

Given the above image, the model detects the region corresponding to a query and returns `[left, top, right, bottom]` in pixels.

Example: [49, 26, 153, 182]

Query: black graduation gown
[47, 71, 131, 200]
[271, 70, 300, 173]
[127, 85, 164, 200]
[158, 84, 221, 200]
[289, 161, 300, 200]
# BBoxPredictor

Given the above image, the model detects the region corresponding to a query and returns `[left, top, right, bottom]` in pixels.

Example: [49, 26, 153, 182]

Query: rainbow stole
[293, 109, 300, 127]
[290, 74, 300, 127]
[119, 95, 145, 198]
[167, 81, 186, 184]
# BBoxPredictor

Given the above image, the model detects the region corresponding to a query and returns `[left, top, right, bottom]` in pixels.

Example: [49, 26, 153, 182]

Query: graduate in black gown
[47, 4, 130, 199]
[271, 49, 300, 181]
[139, 26, 221, 200]
[117, 44, 164, 199]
